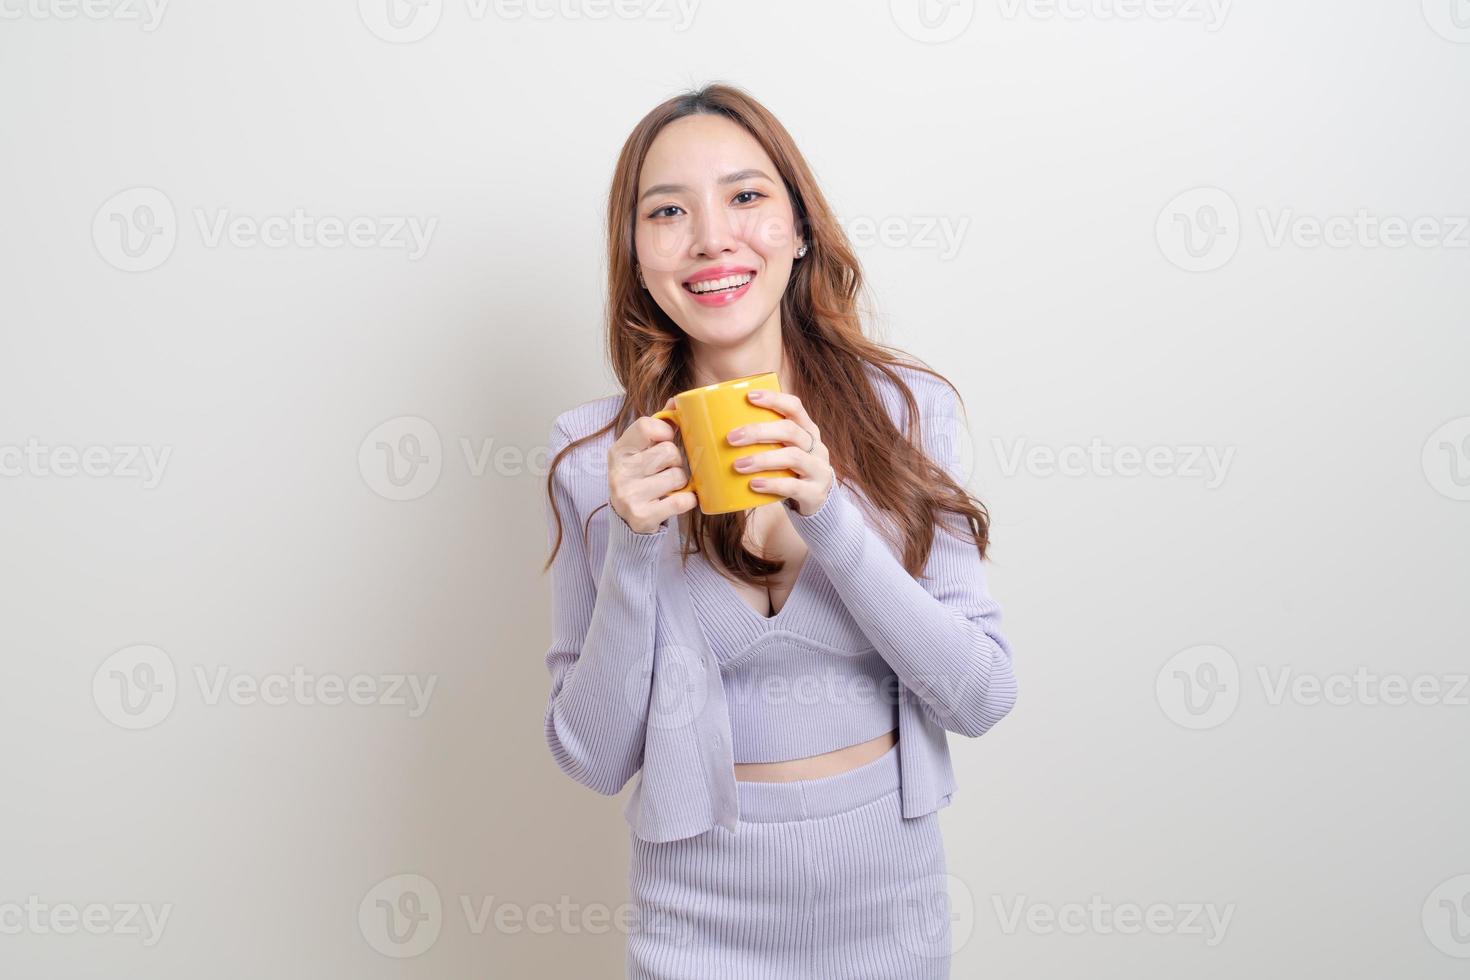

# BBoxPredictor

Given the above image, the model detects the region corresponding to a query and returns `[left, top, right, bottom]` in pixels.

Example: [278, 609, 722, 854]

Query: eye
[647, 204, 684, 220]
[733, 190, 765, 205]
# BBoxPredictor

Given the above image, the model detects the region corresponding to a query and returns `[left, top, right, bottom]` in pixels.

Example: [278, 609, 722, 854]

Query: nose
[690, 203, 738, 259]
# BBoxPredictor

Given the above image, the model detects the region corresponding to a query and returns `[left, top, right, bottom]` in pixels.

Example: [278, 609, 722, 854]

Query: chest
[678, 515, 875, 667]
[714, 505, 809, 619]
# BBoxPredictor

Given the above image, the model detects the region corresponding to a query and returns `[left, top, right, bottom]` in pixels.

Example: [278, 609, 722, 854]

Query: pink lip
[682, 266, 757, 307]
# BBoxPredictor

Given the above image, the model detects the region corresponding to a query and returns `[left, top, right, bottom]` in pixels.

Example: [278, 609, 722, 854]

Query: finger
[747, 389, 816, 430]
[650, 489, 699, 523]
[638, 474, 696, 520]
[638, 465, 691, 499]
[727, 418, 810, 448]
[625, 439, 684, 478]
[747, 474, 803, 500]
[732, 446, 816, 476]
[617, 488, 695, 534]
[613, 414, 679, 459]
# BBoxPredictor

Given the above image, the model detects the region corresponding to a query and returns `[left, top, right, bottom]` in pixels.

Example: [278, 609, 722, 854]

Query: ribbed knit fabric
[627, 742, 953, 979]
[681, 541, 880, 658]
[685, 549, 901, 764]
[719, 641, 899, 764]
[542, 360, 1018, 844]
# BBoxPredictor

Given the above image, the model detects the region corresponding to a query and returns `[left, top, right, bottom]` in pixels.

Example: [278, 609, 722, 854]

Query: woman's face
[633, 114, 800, 349]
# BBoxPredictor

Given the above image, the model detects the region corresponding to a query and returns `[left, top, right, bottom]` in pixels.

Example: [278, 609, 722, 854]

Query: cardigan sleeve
[786, 382, 1018, 738]
[541, 418, 669, 795]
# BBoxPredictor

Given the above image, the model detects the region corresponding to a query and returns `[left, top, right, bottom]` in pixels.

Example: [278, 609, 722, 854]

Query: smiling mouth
[683, 271, 756, 295]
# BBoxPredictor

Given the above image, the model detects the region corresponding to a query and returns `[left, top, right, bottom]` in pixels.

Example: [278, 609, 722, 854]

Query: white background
[2, 0, 1468, 976]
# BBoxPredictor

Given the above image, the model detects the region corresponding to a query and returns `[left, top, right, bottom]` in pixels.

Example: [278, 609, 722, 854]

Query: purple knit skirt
[626, 743, 952, 979]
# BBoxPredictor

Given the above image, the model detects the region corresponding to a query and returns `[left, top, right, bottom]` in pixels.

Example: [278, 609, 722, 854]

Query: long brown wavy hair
[543, 82, 989, 585]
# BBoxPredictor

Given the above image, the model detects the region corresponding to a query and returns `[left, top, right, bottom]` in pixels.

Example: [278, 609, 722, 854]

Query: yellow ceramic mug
[654, 372, 799, 515]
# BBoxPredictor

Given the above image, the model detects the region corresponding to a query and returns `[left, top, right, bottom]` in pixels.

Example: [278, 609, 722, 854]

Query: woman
[541, 83, 1018, 979]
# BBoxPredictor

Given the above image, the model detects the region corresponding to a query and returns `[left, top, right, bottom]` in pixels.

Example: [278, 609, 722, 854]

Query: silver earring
[795, 243, 808, 259]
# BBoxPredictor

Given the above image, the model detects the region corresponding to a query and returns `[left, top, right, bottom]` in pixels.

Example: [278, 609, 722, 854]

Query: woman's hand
[728, 388, 835, 517]
[608, 397, 698, 534]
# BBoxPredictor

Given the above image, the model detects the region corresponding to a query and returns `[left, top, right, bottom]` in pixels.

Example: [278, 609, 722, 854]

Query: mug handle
[652, 409, 694, 494]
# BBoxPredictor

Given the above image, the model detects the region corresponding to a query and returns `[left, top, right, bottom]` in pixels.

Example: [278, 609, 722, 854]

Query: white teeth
[687, 272, 753, 294]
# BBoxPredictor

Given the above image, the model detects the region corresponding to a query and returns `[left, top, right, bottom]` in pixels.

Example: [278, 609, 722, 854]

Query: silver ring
[805, 431, 816, 453]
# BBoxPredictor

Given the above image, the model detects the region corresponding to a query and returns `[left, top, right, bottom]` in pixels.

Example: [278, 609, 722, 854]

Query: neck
[687, 320, 793, 393]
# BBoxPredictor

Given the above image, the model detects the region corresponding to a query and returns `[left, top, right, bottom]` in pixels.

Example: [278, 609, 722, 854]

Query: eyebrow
[638, 169, 775, 204]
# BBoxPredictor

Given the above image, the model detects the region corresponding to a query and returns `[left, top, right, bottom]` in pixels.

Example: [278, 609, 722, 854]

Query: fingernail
[749, 478, 766, 488]
[749, 390, 765, 400]
[727, 428, 746, 444]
